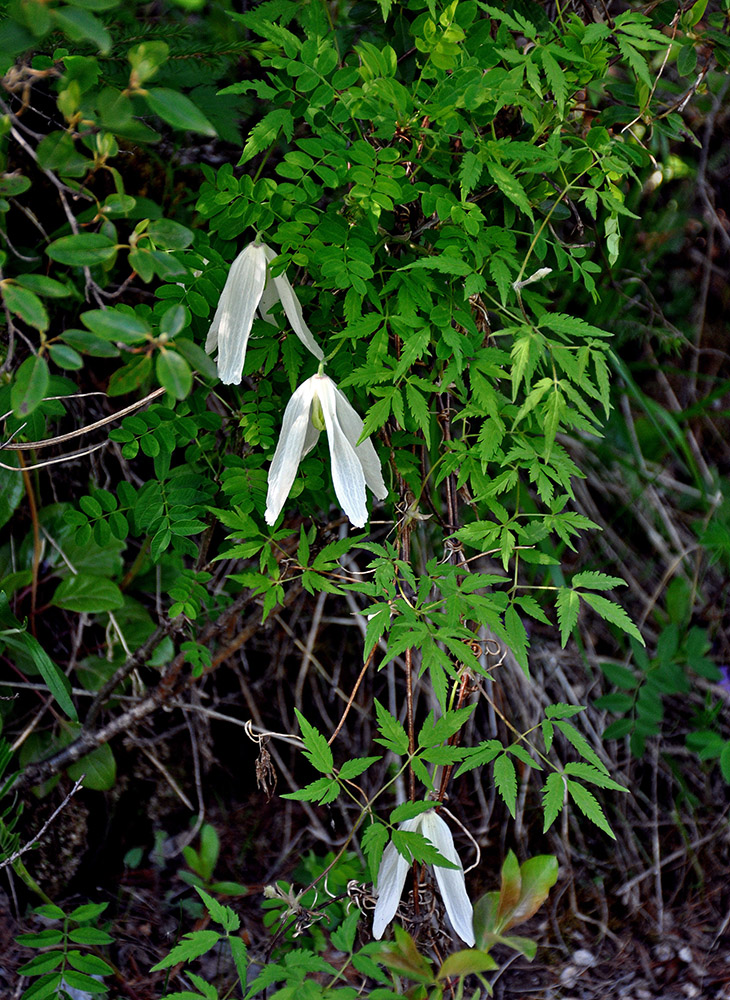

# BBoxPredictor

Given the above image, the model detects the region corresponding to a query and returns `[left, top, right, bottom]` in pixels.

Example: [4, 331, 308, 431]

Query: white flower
[372, 809, 475, 946]
[512, 266, 553, 291]
[265, 373, 387, 529]
[205, 242, 324, 385]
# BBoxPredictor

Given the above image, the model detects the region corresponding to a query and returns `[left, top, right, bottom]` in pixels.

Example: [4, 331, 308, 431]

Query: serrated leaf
[485, 161, 533, 220]
[150, 930, 221, 971]
[280, 776, 340, 804]
[196, 887, 240, 932]
[555, 588, 579, 646]
[374, 699, 409, 754]
[545, 703, 584, 720]
[563, 762, 627, 792]
[454, 740, 503, 777]
[390, 800, 435, 824]
[541, 772, 565, 832]
[338, 756, 381, 780]
[239, 108, 294, 165]
[566, 779, 615, 838]
[540, 47, 566, 115]
[554, 720, 608, 774]
[572, 571, 626, 590]
[294, 708, 333, 774]
[362, 821, 389, 882]
[580, 592, 644, 645]
[493, 754, 517, 817]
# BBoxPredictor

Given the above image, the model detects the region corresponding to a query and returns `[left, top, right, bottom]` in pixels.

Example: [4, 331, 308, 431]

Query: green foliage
[2, 0, 724, 991]
[16, 901, 115, 1000]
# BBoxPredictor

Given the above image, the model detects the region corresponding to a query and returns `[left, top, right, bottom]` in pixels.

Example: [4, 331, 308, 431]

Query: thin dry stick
[1, 387, 167, 451]
[328, 646, 377, 746]
[0, 775, 84, 871]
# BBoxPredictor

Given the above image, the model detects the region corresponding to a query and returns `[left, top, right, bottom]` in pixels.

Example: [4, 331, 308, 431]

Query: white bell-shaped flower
[372, 809, 475, 946]
[205, 242, 324, 385]
[265, 373, 387, 529]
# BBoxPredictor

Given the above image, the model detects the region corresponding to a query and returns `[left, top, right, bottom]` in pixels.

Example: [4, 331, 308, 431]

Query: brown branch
[14, 582, 302, 793]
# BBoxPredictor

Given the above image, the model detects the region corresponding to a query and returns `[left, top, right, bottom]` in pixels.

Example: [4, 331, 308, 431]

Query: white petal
[265, 378, 318, 525]
[257, 273, 279, 326]
[372, 841, 410, 940]
[421, 811, 475, 946]
[207, 244, 268, 385]
[262, 244, 324, 360]
[333, 385, 388, 500]
[372, 815, 421, 940]
[316, 376, 368, 527]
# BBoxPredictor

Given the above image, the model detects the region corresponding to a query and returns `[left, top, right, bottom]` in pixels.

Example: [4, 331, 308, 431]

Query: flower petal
[265, 377, 318, 525]
[316, 376, 368, 527]
[372, 840, 410, 939]
[257, 273, 279, 326]
[207, 244, 268, 385]
[262, 245, 324, 360]
[333, 385, 388, 500]
[371, 818, 424, 940]
[421, 811, 475, 946]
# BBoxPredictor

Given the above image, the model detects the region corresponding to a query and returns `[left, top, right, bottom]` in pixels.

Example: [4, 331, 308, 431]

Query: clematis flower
[372, 809, 475, 946]
[205, 242, 324, 385]
[265, 373, 387, 529]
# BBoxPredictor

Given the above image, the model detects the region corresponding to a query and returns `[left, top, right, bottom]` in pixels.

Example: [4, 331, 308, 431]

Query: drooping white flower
[372, 809, 475, 946]
[265, 373, 387, 529]
[205, 242, 324, 385]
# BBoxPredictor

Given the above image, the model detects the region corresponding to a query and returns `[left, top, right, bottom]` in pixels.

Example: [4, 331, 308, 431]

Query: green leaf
[52, 574, 125, 613]
[438, 949, 498, 978]
[580, 592, 644, 645]
[454, 740, 503, 777]
[294, 708, 333, 774]
[11, 354, 49, 418]
[338, 756, 381, 780]
[485, 161, 533, 220]
[389, 800, 435, 824]
[150, 930, 221, 971]
[157, 350, 192, 399]
[0, 595, 77, 720]
[720, 742, 730, 784]
[362, 820, 389, 882]
[195, 887, 240, 932]
[47, 232, 117, 266]
[545, 703, 584, 720]
[555, 588, 579, 646]
[373, 699, 409, 755]
[541, 772, 564, 832]
[229, 935, 247, 988]
[67, 742, 116, 790]
[82, 308, 151, 344]
[0, 453, 24, 529]
[392, 829, 458, 869]
[493, 753, 517, 817]
[540, 47, 566, 115]
[281, 776, 339, 804]
[145, 88, 217, 136]
[571, 571, 626, 590]
[50, 6, 111, 52]
[2, 283, 48, 331]
[563, 762, 626, 792]
[554, 720, 607, 774]
[504, 605, 529, 675]
[239, 108, 294, 165]
[57, 969, 108, 994]
[566, 778, 615, 839]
